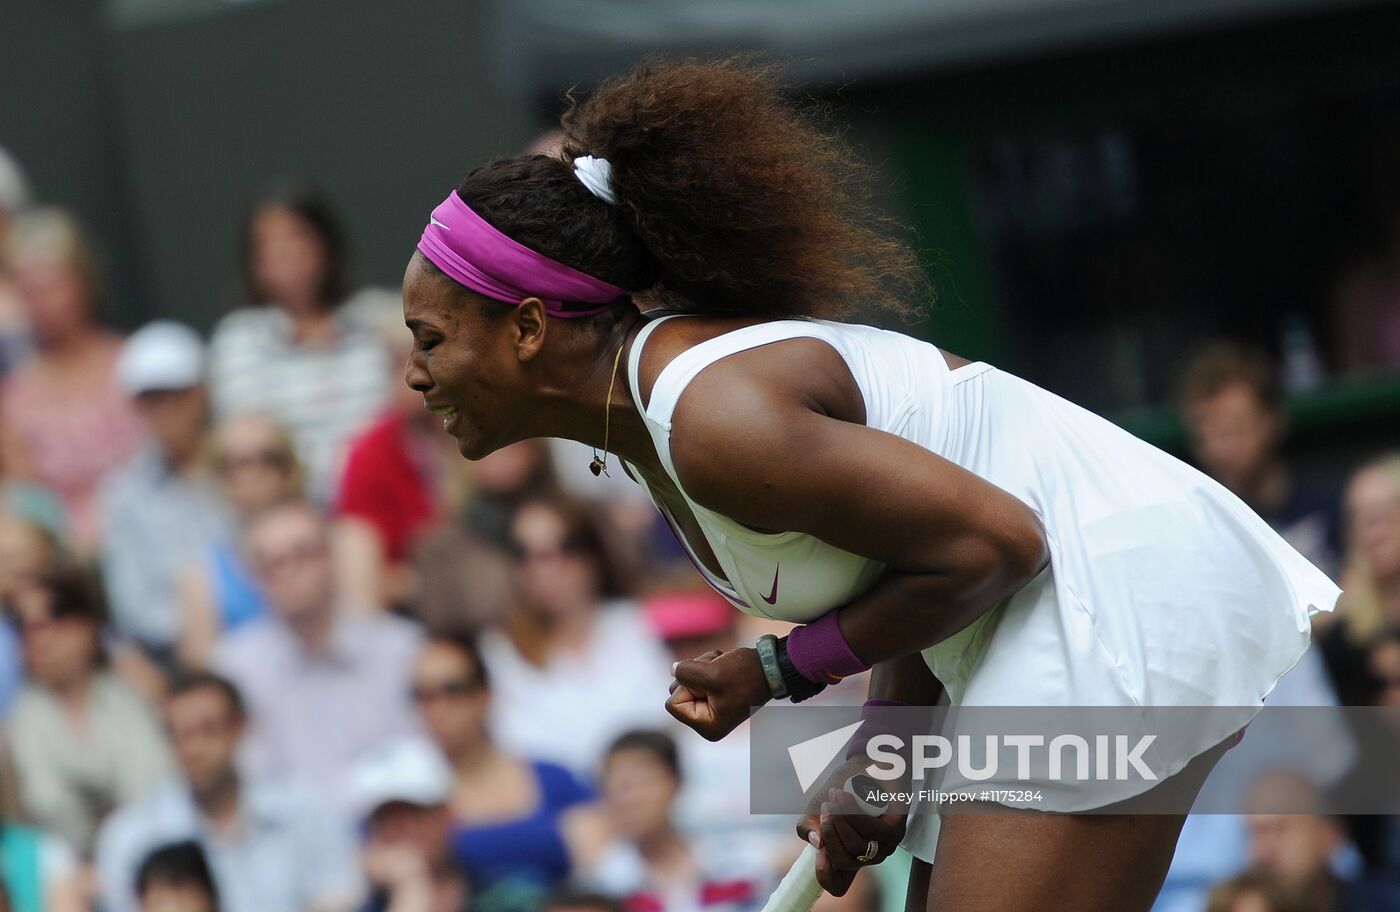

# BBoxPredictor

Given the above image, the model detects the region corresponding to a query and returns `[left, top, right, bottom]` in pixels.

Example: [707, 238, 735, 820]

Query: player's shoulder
[668, 346, 856, 484]
[637, 315, 845, 406]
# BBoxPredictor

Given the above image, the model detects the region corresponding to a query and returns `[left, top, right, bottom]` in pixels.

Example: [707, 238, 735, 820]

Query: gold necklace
[589, 337, 628, 477]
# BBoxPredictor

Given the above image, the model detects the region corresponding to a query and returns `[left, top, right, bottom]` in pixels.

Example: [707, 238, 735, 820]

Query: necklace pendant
[589, 455, 605, 477]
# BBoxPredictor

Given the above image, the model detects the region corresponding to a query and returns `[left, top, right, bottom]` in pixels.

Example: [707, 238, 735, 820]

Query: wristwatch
[756, 634, 827, 703]
[755, 634, 788, 699]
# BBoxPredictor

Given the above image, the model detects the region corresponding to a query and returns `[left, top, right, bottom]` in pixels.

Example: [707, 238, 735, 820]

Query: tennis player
[400, 57, 1340, 912]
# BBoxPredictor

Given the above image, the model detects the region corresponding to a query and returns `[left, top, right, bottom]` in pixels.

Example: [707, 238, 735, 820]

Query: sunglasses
[409, 679, 481, 704]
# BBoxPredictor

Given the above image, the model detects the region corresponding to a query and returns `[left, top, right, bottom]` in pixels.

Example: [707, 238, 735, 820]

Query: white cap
[349, 738, 453, 822]
[116, 321, 206, 395]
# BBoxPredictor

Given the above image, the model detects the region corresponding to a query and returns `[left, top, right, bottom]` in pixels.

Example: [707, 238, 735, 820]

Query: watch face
[756, 634, 788, 699]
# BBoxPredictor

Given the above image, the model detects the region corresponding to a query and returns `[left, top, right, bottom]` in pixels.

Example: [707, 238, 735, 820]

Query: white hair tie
[572, 155, 616, 206]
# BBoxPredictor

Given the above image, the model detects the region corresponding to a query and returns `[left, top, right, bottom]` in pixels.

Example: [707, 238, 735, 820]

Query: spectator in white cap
[97, 321, 232, 667]
[351, 739, 470, 912]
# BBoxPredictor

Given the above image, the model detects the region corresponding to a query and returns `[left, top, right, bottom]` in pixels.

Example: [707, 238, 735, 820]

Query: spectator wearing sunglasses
[478, 496, 671, 779]
[412, 632, 605, 912]
[173, 415, 300, 667]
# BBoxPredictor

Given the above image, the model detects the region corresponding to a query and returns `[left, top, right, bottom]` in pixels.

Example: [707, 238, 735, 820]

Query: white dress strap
[626, 313, 686, 419]
[644, 319, 833, 430]
[621, 311, 703, 509]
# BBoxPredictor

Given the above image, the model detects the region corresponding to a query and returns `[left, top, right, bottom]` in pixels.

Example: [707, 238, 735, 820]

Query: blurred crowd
[0, 147, 878, 912]
[0, 139, 1396, 912]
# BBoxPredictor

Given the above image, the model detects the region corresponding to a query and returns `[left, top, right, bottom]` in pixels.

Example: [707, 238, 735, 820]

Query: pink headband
[417, 191, 628, 318]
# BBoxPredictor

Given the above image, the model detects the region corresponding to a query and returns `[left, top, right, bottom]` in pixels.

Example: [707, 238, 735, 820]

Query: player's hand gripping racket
[763, 773, 895, 912]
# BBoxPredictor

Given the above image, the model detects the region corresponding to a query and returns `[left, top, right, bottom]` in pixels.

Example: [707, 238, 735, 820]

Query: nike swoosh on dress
[761, 564, 780, 604]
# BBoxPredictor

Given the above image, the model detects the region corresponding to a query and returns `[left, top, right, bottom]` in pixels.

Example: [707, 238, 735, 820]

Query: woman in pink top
[1, 210, 140, 554]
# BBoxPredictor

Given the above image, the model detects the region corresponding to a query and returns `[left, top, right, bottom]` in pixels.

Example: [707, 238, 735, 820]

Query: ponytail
[561, 56, 929, 320]
[455, 56, 929, 321]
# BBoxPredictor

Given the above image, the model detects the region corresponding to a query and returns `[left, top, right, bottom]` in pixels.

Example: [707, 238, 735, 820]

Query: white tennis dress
[620, 314, 1340, 860]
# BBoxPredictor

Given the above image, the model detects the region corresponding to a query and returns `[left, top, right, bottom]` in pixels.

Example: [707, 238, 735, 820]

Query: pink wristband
[785, 610, 870, 685]
[848, 698, 911, 759]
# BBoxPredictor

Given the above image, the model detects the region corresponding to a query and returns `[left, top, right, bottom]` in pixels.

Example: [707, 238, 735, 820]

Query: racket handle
[761, 776, 893, 912]
[762, 844, 823, 912]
